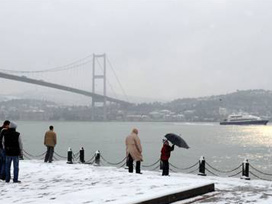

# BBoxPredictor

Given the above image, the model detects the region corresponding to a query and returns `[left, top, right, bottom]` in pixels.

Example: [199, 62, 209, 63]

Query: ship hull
[220, 120, 269, 125]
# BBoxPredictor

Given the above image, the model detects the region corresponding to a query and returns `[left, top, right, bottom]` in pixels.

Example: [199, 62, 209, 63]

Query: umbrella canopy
[165, 133, 189, 149]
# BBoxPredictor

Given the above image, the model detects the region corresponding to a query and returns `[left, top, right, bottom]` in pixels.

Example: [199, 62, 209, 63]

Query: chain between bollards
[22, 147, 272, 181]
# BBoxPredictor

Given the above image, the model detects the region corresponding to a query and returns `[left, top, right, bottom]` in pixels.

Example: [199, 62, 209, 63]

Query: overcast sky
[1, 0, 272, 103]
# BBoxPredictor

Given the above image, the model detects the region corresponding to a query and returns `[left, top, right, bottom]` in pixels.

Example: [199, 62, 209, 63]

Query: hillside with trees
[1, 89, 272, 122]
[128, 89, 272, 122]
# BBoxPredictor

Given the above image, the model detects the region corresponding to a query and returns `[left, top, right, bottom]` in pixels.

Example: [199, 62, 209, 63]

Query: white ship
[220, 114, 269, 125]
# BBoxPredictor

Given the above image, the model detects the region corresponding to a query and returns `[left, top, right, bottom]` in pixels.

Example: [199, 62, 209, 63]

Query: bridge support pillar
[92, 53, 107, 121]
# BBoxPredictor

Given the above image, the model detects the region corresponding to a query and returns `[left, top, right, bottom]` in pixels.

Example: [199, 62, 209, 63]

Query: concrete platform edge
[136, 183, 215, 204]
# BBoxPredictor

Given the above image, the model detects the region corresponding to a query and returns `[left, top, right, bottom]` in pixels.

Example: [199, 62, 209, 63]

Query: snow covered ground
[0, 160, 272, 204]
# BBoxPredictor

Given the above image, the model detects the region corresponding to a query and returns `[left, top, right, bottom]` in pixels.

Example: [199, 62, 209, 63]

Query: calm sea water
[18, 121, 272, 176]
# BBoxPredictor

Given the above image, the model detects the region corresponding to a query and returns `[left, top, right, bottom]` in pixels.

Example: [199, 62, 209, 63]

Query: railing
[22, 149, 272, 181]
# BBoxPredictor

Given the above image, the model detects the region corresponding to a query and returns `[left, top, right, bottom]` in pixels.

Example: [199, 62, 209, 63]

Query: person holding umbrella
[161, 133, 190, 176]
[160, 139, 174, 176]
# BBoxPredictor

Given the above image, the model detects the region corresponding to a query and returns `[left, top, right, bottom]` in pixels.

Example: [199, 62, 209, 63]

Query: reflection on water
[226, 125, 272, 147]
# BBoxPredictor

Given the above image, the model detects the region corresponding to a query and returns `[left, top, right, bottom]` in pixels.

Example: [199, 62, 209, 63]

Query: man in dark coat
[0, 120, 10, 180]
[160, 139, 174, 176]
[2, 122, 23, 183]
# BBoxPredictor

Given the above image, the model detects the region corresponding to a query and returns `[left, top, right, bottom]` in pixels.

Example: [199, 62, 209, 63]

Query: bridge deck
[0, 72, 131, 106]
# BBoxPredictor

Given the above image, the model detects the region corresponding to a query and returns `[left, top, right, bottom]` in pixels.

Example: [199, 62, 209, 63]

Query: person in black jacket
[0, 120, 10, 180]
[2, 122, 23, 183]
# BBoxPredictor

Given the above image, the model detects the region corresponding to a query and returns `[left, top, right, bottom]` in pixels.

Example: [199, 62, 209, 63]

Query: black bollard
[198, 156, 206, 176]
[79, 147, 85, 163]
[67, 147, 73, 164]
[94, 150, 101, 166]
[241, 159, 250, 180]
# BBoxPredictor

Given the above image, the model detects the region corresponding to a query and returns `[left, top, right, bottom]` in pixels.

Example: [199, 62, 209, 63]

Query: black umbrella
[165, 133, 189, 149]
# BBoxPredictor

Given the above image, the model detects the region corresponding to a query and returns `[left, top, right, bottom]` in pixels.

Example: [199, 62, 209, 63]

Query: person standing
[160, 139, 174, 176]
[0, 120, 10, 180]
[44, 125, 57, 163]
[125, 128, 143, 174]
[2, 122, 23, 183]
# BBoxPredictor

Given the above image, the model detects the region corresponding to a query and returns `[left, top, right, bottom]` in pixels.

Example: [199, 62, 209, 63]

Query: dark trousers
[44, 146, 54, 163]
[0, 149, 6, 179]
[162, 160, 169, 176]
[5, 156, 19, 182]
[127, 154, 141, 173]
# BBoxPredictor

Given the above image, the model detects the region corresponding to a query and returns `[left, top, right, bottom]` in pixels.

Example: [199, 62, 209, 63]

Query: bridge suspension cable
[0, 54, 93, 74]
[106, 57, 130, 102]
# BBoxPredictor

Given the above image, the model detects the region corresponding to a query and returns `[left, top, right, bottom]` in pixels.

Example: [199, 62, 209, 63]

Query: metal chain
[228, 170, 242, 178]
[53, 155, 59, 161]
[84, 159, 95, 165]
[100, 155, 127, 165]
[22, 154, 32, 160]
[152, 165, 160, 171]
[170, 168, 178, 173]
[119, 162, 127, 168]
[249, 164, 272, 176]
[250, 171, 272, 181]
[54, 152, 67, 159]
[206, 162, 242, 173]
[142, 159, 160, 167]
[169, 161, 199, 170]
[85, 154, 96, 163]
[205, 167, 219, 176]
[186, 167, 199, 174]
[23, 150, 46, 158]
[72, 153, 80, 161]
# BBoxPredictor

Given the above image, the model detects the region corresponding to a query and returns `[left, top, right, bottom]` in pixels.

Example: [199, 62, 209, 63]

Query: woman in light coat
[125, 128, 143, 173]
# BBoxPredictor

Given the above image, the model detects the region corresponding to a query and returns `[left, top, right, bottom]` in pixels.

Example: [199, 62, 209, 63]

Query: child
[160, 139, 174, 176]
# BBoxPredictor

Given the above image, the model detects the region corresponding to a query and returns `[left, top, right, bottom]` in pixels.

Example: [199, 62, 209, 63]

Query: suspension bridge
[0, 53, 132, 120]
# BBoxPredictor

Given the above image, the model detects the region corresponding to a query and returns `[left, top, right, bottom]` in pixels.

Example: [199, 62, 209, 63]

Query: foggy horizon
[1, 0, 272, 104]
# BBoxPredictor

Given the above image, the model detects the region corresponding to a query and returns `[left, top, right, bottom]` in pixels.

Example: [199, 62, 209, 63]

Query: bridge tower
[92, 54, 107, 121]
